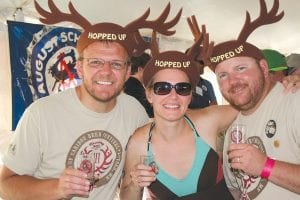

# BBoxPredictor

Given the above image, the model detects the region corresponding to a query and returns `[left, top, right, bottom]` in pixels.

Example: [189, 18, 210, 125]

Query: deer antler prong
[34, 0, 91, 29]
[150, 31, 159, 56]
[238, 0, 284, 42]
[187, 15, 215, 67]
[126, 3, 182, 36]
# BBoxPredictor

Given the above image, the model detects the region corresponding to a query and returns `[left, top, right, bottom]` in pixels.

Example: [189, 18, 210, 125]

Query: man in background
[124, 52, 154, 117]
[262, 49, 288, 82]
[188, 56, 217, 109]
[286, 53, 300, 76]
[189, 75, 218, 109]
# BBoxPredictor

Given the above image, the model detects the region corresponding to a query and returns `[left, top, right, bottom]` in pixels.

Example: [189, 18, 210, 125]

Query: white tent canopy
[0, 0, 300, 131]
[1, 0, 300, 51]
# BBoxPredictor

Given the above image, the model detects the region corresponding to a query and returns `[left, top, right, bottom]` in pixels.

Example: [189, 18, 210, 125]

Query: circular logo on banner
[25, 26, 81, 100]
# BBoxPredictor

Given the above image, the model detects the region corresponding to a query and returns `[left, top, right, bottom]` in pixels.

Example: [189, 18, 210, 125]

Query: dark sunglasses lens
[153, 82, 171, 95]
[153, 82, 191, 96]
[175, 83, 192, 96]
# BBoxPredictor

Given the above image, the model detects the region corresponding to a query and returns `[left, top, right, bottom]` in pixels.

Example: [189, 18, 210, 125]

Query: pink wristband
[260, 157, 276, 179]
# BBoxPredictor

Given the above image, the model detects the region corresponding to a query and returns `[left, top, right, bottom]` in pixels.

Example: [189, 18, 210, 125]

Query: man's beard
[82, 78, 123, 103]
[225, 76, 265, 112]
[89, 87, 122, 103]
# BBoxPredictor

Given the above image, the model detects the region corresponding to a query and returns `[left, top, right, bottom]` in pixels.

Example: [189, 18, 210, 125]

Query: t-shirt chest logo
[66, 130, 123, 187]
[234, 136, 268, 199]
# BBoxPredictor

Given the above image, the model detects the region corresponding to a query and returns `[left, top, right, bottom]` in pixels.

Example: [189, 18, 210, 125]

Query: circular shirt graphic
[66, 130, 123, 188]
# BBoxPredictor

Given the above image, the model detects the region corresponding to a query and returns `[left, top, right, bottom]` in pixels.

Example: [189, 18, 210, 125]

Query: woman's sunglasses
[153, 82, 192, 96]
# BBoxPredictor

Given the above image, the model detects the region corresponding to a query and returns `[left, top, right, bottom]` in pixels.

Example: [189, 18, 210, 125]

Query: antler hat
[143, 17, 214, 89]
[35, 0, 182, 57]
[210, 0, 284, 70]
[187, 15, 214, 71]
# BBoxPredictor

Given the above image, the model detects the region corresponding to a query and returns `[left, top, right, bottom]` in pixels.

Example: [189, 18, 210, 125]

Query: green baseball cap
[262, 49, 288, 72]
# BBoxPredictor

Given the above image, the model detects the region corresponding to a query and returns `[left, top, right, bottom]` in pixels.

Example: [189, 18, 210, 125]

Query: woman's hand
[129, 163, 157, 187]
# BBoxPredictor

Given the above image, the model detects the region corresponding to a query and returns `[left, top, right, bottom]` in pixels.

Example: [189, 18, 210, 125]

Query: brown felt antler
[209, 0, 284, 70]
[34, 0, 91, 30]
[149, 31, 160, 57]
[127, 3, 182, 36]
[187, 15, 214, 67]
[238, 0, 284, 42]
[127, 3, 182, 56]
[187, 15, 202, 42]
[35, 0, 182, 56]
[186, 31, 203, 61]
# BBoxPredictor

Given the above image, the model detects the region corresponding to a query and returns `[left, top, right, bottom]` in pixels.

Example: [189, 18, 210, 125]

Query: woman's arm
[119, 126, 157, 200]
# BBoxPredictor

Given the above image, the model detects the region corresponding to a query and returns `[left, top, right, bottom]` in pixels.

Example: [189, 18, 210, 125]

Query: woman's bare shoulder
[126, 122, 152, 153]
[132, 123, 151, 139]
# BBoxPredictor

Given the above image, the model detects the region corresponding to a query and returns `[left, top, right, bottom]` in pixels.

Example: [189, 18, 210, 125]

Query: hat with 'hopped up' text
[209, 0, 284, 71]
[143, 18, 214, 89]
[34, 0, 182, 57]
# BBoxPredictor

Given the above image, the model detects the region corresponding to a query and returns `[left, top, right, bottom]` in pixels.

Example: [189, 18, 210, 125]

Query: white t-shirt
[223, 83, 300, 200]
[3, 88, 149, 200]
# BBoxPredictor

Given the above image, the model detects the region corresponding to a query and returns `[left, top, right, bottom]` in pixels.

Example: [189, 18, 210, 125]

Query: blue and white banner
[8, 21, 81, 130]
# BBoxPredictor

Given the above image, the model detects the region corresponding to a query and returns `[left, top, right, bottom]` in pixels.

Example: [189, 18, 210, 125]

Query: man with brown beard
[209, 0, 300, 199]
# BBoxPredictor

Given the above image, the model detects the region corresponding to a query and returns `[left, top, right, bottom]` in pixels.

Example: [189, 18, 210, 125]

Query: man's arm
[0, 165, 90, 200]
[269, 160, 300, 194]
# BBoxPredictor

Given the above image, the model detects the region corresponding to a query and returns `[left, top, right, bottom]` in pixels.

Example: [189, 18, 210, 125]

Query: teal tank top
[147, 116, 210, 196]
